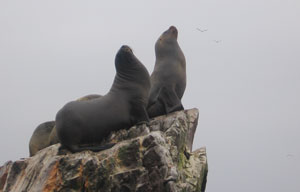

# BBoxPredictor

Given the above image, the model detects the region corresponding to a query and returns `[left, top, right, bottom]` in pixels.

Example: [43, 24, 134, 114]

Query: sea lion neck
[155, 40, 179, 59]
[110, 46, 150, 94]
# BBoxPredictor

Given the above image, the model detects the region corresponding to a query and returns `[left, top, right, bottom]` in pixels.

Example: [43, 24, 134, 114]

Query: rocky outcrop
[0, 108, 208, 192]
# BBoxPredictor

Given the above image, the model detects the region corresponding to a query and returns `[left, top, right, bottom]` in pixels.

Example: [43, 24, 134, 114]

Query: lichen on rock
[0, 108, 208, 192]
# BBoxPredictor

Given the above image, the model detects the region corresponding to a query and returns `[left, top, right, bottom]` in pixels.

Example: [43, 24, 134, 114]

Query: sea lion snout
[120, 45, 132, 53]
[168, 26, 178, 38]
[159, 26, 178, 42]
[116, 45, 133, 67]
[169, 26, 177, 32]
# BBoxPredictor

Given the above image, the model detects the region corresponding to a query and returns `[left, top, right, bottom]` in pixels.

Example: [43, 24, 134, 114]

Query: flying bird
[196, 28, 208, 32]
[213, 40, 222, 43]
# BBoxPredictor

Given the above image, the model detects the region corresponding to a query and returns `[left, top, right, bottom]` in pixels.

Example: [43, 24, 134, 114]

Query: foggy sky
[0, 1, 300, 191]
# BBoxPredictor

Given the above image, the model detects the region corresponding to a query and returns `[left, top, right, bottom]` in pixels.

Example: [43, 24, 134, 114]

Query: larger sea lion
[147, 26, 186, 118]
[29, 94, 102, 156]
[55, 45, 151, 153]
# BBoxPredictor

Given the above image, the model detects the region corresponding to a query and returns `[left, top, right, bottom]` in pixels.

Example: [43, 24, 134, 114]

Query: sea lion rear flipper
[65, 143, 116, 153]
[159, 87, 184, 114]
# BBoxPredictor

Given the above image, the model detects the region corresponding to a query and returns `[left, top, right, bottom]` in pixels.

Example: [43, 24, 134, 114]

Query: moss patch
[177, 152, 188, 170]
[117, 140, 141, 167]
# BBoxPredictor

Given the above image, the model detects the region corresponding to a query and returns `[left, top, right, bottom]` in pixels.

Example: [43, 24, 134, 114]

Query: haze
[0, 1, 299, 191]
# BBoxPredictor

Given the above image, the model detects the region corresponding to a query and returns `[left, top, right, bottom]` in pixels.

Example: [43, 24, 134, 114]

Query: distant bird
[213, 40, 222, 43]
[196, 28, 208, 32]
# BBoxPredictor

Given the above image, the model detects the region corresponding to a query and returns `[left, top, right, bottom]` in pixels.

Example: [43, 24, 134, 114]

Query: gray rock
[0, 108, 208, 192]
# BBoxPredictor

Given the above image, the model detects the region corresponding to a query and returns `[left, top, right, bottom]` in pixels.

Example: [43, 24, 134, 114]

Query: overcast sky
[0, 1, 300, 191]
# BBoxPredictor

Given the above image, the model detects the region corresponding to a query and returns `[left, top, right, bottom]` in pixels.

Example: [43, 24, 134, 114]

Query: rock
[0, 108, 208, 192]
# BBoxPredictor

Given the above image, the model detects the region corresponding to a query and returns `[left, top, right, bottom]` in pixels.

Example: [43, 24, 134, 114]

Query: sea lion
[147, 26, 186, 118]
[55, 45, 151, 153]
[29, 121, 56, 156]
[29, 94, 102, 156]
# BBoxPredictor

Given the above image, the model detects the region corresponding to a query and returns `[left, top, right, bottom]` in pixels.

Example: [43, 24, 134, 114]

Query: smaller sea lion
[147, 26, 186, 118]
[29, 94, 102, 156]
[29, 121, 56, 157]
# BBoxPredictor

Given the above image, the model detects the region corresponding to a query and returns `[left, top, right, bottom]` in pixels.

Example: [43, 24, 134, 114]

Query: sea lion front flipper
[147, 86, 162, 109]
[131, 102, 150, 125]
[159, 87, 184, 114]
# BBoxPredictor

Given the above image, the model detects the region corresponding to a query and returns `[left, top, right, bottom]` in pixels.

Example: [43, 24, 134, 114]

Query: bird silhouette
[213, 40, 222, 43]
[196, 28, 208, 32]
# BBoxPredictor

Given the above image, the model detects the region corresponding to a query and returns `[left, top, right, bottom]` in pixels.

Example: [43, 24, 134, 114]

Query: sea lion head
[158, 26, 178, 42]
[155, 26, 179, 57]
[115, 45, 150, 82]
[115, 45, 136, 71]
